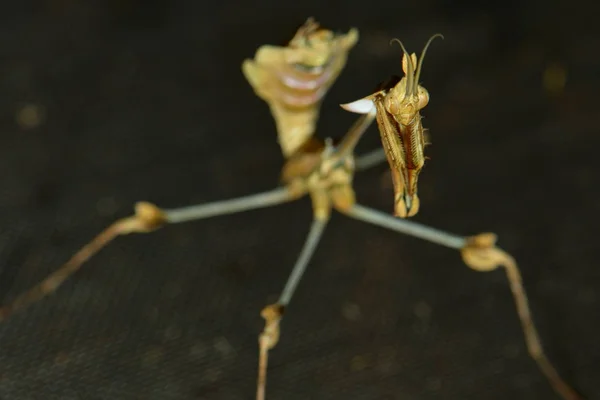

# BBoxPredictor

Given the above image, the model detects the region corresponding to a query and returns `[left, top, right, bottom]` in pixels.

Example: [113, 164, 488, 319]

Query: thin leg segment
[343, 203, 466, 249]
[0, 218, 127, 321]
[343, 204, 581, 400]
[164, 187, 295, 224]
[0, 202, 164, 321]
[462, 234, 583, 400]
[257, 217, 328, 400]
[278, 218, 328, 306]
[355, 148, 387, 171]
[0, 187, 298, 322]
[320, 111, 376, 175]
[506, 260, 581, 400]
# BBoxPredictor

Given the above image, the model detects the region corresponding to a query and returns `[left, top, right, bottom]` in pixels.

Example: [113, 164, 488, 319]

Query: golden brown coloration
[0, 20, 583, 400]
[254, 115, 372, 400]
[342, 34, 443, 218]
[461, 234, 584, 400]
[242, 17, 358, 157]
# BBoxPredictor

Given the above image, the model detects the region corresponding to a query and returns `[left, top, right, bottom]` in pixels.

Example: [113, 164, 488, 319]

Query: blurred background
[0, 0, 598, 399]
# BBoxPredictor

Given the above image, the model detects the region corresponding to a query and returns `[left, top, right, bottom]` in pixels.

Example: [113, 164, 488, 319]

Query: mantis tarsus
[0, 17, 583, 400]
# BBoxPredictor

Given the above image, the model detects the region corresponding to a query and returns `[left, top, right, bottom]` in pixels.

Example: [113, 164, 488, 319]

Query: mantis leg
[354, 128, 431, 171]
[257, 217, 328, 400]
[0, 186, 298, 322]
[340, 204, 582, 400]
[163, 187, 295, 223]
[319, 111, 376, 175]
[354, 148, 387, 171]
[343, 203, 465, 248]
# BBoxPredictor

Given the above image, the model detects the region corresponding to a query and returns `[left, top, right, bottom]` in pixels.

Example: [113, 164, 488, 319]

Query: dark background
[0, 0, 598, 399]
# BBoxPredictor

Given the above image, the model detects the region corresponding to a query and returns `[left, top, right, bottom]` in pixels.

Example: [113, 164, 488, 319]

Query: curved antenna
[390, 38, 415, 96]
[414, 33, 444, 93]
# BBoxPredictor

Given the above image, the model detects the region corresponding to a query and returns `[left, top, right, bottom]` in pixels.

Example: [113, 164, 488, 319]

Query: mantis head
[340, 34, 444, 218]
[386, 34, 443, 126]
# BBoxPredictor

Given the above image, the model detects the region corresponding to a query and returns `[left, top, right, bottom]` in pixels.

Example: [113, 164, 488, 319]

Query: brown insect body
[0, 20, 583, 400]
[342, 35, 442, 218]
[242, 18, 358, 158]
[280, 137, 357, 220]
[368, 75, 423, 218]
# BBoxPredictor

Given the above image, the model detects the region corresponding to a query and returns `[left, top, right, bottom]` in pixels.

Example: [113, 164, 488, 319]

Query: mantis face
[341, 34, 443, 217]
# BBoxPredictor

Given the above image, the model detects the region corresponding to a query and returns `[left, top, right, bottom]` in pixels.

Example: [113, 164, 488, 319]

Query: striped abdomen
[242, 27, 358, 158]
[266, 61, 342, 157]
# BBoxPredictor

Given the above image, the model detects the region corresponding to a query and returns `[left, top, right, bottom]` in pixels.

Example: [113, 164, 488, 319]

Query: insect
[0, 17, 582, 400]
[341, 34, 442, 218]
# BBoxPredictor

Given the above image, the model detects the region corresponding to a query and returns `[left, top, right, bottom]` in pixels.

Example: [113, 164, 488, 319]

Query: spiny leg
[257, 217, 328, 400]
[0, 186, 299, 321]
[354, 126, 431, 171]
[339, 204, 582, 400]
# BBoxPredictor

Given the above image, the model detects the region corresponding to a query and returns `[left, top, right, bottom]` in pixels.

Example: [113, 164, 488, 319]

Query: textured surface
[0, 1, 598, 399]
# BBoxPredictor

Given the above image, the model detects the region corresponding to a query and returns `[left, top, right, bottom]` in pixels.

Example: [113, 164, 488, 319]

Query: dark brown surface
[0, 1, 598, 399]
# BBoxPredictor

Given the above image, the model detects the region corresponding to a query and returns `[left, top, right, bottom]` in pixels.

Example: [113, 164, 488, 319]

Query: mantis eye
[416, 87, 429, 110]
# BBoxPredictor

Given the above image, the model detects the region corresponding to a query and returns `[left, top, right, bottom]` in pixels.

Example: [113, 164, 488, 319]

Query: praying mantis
[0, 17, 583, 400]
